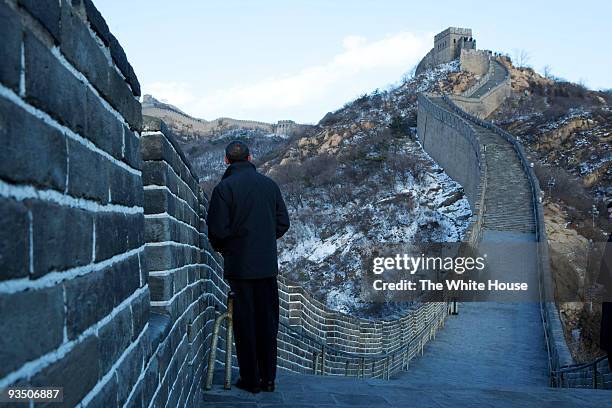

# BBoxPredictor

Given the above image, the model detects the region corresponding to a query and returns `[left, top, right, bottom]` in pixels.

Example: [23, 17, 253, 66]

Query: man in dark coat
[207, 141, 290, 393]
[599, 201, 612, 370]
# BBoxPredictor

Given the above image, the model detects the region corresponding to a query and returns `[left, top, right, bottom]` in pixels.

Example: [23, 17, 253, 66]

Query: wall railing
[553, 355, 610, 389]
[275, 275, 449, 379]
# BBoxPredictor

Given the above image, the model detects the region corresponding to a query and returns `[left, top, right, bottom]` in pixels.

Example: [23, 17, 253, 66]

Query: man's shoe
[235, 378, 260, 394]
[260, 380, 275, 392]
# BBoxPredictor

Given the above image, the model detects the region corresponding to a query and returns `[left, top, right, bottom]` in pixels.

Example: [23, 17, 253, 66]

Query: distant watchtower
[434, 27, 475, 63]
[416, 27, 476, 75]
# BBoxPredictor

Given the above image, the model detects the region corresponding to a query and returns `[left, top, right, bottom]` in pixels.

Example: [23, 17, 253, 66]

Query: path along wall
[450, 59, 512, 119]
[0, 2, 451, 406]
[417, 58, 573, 380]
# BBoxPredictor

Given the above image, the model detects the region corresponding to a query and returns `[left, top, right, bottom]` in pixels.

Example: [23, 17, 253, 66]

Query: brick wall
[460, 49, 490, 76]
[0, 2, 454, 406]
[451, 60, 512, 119]
[139, 116, 230, 406]
[0, 0, 145, 406]
[0, 1, 231, 406]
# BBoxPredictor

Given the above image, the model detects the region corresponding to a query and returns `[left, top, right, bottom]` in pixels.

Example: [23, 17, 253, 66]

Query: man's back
[207, 160, 290, 279]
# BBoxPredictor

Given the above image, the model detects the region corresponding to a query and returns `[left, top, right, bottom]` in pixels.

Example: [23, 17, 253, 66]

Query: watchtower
[416, 27, 477, 74]
[434, 27, 475, 64]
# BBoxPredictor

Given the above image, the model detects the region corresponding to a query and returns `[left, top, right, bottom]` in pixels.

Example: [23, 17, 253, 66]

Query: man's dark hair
[225, 140, 250, 163]
[607, 201, 612, 209]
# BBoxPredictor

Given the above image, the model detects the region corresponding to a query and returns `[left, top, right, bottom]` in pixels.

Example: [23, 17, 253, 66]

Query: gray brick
[108, 65, 141, 127]
[94, 212, 128, 262]
[0, 3, 22, 91]
[144, 188, 199, 229]
[149, 274, 174, 302]
[0, 197, 29, 281]
[108, 33, 141, 97]
[142, 356, 159, 407]
[131, 288, 150, 341]
[60, 1, 141, 127]
[141, 118, 198, 182]
[124, 126, 142, 170]
[64, 254, 140, 339]
[144, 243, 200, 273]
[124, 381, 144, 408]
[30, 335, 100, 408]
[139, 251, 148, 286]
[98, 305, 132, 375]
[0, 97, 67, 191]
[85, 89, 124, 159]
[94, 212, 143, 262]
[117, 342, 144, 406]
[67, 139, 109, 203]
[60, 1, 108, 98]
[156, 338, 172, 378]
[128, 213, 145, 250]
[83, 0, 111, 46]
[110, 166, 143, 207]
[0, 286, 64, 378]
[145, 216, 199, 247]
[85, 371, 118, 408]
[24, 31, 87, 135]
[29, 200, 93, 277]
[19, 0, 61, 42]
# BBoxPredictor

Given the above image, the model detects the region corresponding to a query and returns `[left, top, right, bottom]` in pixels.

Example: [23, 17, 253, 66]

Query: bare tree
[543, 65, 553, 79]
[512, 49, 531, 68]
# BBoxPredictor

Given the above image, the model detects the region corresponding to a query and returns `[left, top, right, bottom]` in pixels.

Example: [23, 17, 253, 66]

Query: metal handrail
[205, 292, 235, 390]
[553, 355, 609, 389]
[556, 355, 608, 374]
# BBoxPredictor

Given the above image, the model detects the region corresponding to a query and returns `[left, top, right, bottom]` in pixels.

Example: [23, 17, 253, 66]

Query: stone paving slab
[205, 368, 611, 407]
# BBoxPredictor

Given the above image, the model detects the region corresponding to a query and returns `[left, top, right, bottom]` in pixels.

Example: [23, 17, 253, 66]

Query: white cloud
[143, 31, 431, 123]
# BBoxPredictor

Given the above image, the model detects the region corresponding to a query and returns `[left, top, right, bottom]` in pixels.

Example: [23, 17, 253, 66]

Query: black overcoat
[207, 161, 290, 279]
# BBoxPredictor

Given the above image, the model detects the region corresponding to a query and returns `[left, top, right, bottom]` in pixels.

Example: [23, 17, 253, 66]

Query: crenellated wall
[450, 59, 512, 119]
[0, 2, 453, 406]
[417, 52, 574, 383]
[0, 1, 146, 407]
[459, 49, 490, 76]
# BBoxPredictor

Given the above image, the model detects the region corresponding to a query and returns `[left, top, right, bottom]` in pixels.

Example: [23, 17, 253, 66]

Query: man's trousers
[227, 277, 279, 387]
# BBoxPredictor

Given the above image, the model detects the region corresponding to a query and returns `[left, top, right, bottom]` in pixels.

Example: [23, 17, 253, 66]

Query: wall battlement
[0, 2, 451, 406]
[416, 26, 477, 75]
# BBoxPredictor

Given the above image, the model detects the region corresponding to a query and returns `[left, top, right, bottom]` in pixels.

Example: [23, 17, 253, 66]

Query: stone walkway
[205, 302, 608, 407]
[398, 302, 548, 388]
[205, 366, 611, 407]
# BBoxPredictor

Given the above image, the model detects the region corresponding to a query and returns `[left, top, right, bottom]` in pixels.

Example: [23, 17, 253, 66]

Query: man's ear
[224, 156, 230, 165]
[247, 154, 252, 162]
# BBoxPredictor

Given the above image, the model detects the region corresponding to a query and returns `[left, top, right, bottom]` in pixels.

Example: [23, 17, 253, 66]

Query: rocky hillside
[491, 60, 611, 201]
[263, 62, 479, 316]
[148, 62, 479, 317]
[142, 94, 314, 190]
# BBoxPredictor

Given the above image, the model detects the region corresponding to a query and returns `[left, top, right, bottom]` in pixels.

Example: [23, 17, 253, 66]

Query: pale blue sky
[96, 0, 612, 123]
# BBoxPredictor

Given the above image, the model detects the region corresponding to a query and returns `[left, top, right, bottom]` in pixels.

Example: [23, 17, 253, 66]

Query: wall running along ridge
[417, 54, 573, 383]
[0, 1, 451, 406]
